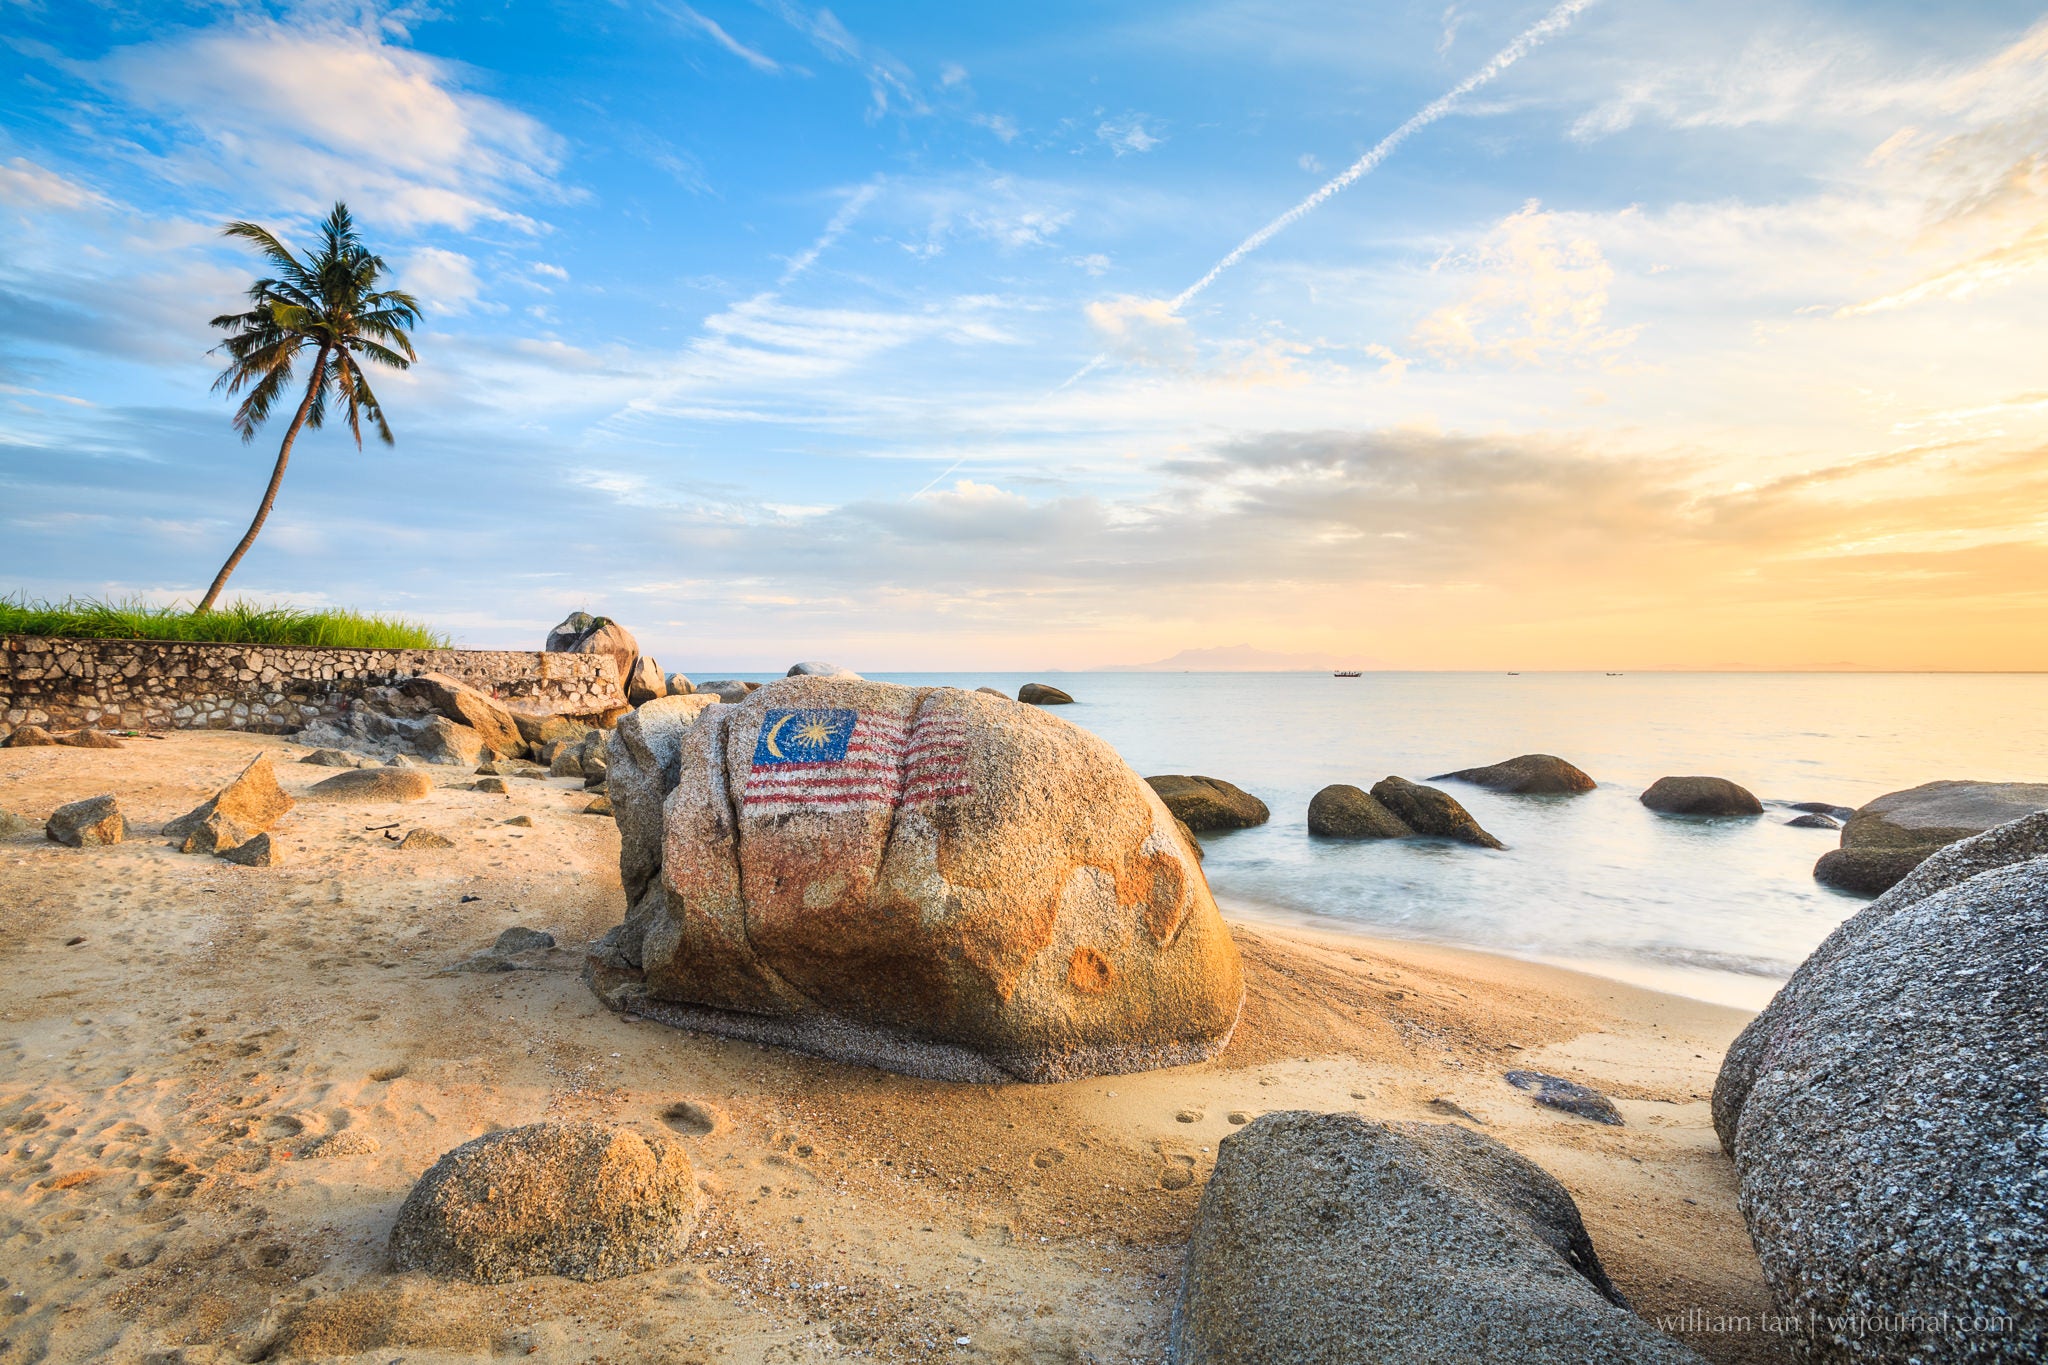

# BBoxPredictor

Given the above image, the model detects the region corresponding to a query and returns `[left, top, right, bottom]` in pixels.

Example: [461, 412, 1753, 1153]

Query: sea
[734, 671, 2047, 1010]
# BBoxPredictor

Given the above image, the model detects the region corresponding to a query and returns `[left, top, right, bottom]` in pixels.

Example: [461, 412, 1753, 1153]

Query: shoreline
[0, 731, 1790, 1364]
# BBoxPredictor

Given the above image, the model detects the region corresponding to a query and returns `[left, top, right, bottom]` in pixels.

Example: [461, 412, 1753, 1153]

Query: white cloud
[1412, 201, 1640, 365]
[86, 20, 565, 232]
[0, 158, 111, 212]
[662, 2, 781, 72]
[1097, 114, 1164, 155]
[400, 247, 480, 312]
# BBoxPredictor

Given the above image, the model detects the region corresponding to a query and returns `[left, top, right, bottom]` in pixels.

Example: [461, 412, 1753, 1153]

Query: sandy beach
[1, 732, 1789, 1364]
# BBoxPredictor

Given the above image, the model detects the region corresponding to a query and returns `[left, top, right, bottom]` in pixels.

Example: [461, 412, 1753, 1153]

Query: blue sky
[4, 0, 2047, 670]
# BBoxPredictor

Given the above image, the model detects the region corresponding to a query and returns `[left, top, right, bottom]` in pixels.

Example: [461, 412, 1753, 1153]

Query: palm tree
[197, 202, 421, 612]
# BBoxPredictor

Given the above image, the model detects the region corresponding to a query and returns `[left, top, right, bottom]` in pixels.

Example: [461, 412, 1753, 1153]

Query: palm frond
[221, 221, 316, 294]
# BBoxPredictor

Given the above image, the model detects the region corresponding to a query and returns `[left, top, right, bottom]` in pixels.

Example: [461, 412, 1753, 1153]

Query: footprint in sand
[368, 1064, 408, 1083]
[1226, 1110, 1253, 1125]
[1158, 1153, 1197, 1190]
[1030, 1147, 1066, 1171]
[1175, 1108, 1204, 1124]
[661, 1100, 718, 1137]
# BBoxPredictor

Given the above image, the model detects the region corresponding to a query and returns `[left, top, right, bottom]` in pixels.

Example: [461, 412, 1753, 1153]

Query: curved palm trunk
[197, 344, 330, 613]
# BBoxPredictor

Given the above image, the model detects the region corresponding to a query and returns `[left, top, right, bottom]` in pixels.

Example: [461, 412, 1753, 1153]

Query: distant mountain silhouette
[1099, 644, 1373, 672]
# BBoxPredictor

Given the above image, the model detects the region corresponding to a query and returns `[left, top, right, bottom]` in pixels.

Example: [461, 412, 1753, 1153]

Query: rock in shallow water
[1371, 776, 1505, 849]
[1306, 783, 1410, 839]
[1017, 682, 1073, 705]
[389, 1121, 697, 1283]
[1713, 815, 2048, 1364]
[1433, 753, 1596, 795]
[1813, 779, 2048, 896]
[1169, 1112, 1703, 1364]
[1785, 812, 1840, 829]
[1147, 775, 1271, 832]
[1639, 775, 1762, 817]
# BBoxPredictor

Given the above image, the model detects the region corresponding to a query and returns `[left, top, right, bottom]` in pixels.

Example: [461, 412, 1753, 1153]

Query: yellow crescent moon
[763, 712, 794, 760]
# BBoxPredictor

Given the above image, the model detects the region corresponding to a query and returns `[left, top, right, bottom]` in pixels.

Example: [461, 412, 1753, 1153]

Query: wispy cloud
[660, 2, 782, 72]
[779, 181, 879, 284]
[1096, 114, 1164, 155]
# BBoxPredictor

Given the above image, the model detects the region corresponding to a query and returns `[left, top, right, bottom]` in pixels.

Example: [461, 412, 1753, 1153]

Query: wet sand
[0, 732, 1790, 1363]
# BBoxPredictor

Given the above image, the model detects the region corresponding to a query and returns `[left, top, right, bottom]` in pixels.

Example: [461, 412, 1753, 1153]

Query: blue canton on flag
[752, 708, 857, 766]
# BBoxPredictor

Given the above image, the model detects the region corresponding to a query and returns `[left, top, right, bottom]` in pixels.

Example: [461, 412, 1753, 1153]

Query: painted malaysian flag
[743, 705, 972, 816]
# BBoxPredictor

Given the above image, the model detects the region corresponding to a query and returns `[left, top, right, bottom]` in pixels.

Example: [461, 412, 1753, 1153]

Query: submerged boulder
[1169, 1113, 1704, 1365]
[1712, 817, 2048, 1363]
[1370, 776, 1505, 849]
[1306, 784, 1410, 839]
[163, 752, 294, 855]
[1814, 780, 2048, 896]
[787, 661, 861, 679]
[588, 678, 1244, 1083]
[1017, 682, 1073, 705]
[1433, 753, 1595, 795]
[390, 1121, 697, 1284]
[1639, 775, 1762, 817]
[1146, 775, 1271, 832]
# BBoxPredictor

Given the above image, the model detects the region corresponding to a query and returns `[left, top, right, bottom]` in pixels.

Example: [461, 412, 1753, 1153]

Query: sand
[0, 731, 1791, 1364]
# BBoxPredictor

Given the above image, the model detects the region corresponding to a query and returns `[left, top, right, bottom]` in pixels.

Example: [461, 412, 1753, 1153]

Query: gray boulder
[306, 768, 434, 804]
[1018, 682, 1074, 705]
[413, 714, 486, 767]
[389, 1121, 697, 1283]
[694, 679, 753, 704]
[603, 693, 724, 959]
[1789, 801, 1856, 820]
[1639, 775, 1762, 817]
[1505, 1070, 1623, 1126]
[544, 611, 598, 653]
[665, 672, 693, 696]
[397, 672, 528, 759]
[1814, 780, 2048, 896]
[544, 612, 638, 690]
[299, 748, 358, 767]
[786, 661, 862, 678]
[1147, 775, 1271, 832]
[1371, 776, 1505, 849]
[1306, 784, 1411, 839]
[46, 795, 125, 847]
[1786, 812, 1840, 829]
[1432, 753, 1595, 795]
[1712, 825, 2048, 1363]
[1169, 1112, 1704, 1364]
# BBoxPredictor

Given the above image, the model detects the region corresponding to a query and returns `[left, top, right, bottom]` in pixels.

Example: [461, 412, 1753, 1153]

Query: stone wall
[0, 636, 624, 739]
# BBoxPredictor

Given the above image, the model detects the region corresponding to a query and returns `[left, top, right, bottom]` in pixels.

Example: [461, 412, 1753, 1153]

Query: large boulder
[587, 678, 1243, 1083]
[1432, 753, 1595, 795]
[397, 672, 527, 759]
[1814, 780, 2048, 896]
[413, 715, 487, 767]
[545, 613, 637, 690]
[306, 768, 434, 804]
[1370, 776, 1505, 849]
[163, 752, 293, 855]
[1146, 775, 1270, 832]
[665, 672, 694, 696]
[1017, 682, 1073, 705]
[46, 794, 125, 847]
[1712, 819, 2048, 1363]
[625, 656, 668, 705]
[1639, 775, 1763, 817]
[390, 1121, 697, 1284]
[787, 661, 861, 679]
[1306, 784, 1411, 839]
[1169, 1112, 1704, 1364]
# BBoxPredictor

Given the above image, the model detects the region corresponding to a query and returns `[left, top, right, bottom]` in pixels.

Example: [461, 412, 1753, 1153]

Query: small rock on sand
[389, 1120, 697, 1283]
[492, 927, 556, 955]
[398, 829, 454, 850]
[308, 768, 434, 803]
[58, 728, 124, 749]
[217, 832, 280, 866]
[300, 748, 358, 767]
[46, 795, 126, 847]
[0, 810, 43, 838]
[502, 814, 534, 827]
[474, 777, 509, 794]
[3, 725, 58, 747]
[582, 795, 614, 816]
[1505, 1070, 1623, 1125]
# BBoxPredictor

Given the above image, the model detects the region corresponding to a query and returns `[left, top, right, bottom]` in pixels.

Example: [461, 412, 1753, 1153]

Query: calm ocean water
[737, 671, 2047, 1009]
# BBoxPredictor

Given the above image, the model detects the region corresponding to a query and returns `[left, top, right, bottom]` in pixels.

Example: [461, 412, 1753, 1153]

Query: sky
[3, 0, 2046, 671]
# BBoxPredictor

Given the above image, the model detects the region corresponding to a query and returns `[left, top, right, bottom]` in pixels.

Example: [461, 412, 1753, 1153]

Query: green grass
[0, 596, 452, 650]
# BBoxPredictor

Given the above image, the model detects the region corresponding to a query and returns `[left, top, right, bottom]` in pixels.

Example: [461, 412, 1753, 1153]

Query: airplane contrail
[1051, 0, 1601, 393]
[917, 0, 1600, 498]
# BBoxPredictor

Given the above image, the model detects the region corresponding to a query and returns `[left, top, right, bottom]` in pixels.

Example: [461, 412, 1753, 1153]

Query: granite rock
[1146, 775, 1271, 832]
[1640, 775, 1763, 817]
[1370, 776, 1505, 849]
[1433, 753, 1596, 795]
[1306, 784, 1412, 839]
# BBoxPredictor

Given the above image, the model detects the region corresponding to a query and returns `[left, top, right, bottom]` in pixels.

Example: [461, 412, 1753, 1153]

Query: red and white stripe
[741, 709, 974, 815]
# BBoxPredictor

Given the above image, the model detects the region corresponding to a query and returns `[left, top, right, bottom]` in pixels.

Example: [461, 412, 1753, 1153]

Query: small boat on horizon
[1333, 670, 1362, 677]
